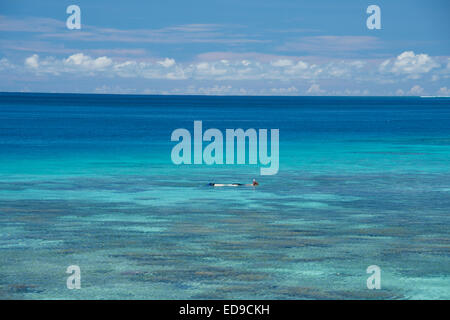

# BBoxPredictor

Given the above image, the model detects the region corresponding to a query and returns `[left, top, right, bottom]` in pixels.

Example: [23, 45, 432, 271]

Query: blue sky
[0, 0, 449, 95]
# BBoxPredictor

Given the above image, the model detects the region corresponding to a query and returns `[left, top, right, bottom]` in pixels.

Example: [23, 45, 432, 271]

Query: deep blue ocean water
[0, 93, 449, 299]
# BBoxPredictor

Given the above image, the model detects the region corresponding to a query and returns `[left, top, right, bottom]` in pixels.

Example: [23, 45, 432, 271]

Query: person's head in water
[252, 179, 259, 186]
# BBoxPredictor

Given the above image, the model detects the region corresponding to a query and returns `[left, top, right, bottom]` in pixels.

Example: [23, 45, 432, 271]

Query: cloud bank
[1, 51, 449, 96]
[11, 51, 446, 82]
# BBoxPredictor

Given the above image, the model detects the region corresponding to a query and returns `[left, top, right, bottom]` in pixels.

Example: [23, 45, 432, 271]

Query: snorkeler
[209, 179, 259, 187]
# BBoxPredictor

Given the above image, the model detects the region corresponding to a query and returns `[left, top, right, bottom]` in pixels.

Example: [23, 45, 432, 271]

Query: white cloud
[113, 61, 139, 77]
[343, 89, 369, 96]
[20, 53, 368, 81]
[270, 86, 298, 94]
[284, 61, 309, 76]
[4, 52, 446, 95]
[197, 85, 233, 95]
[431, 74, 440, 81]
[64, 53, 112, 70]
[437, 87, 450, 96]
[408, 85, 424, 96]
[95, 85, 137, 94]
[307, 84, 325, 95]
[24, 53, 115, 75]
[25, 54, 39, 68]
[381, 51, 439, 79]
[166, 66, 187, 80]
[158, 58, 175, 68]
[0, 57, 15, 71]
[194, 62, 227, 77]
[271, 59, 293, 67]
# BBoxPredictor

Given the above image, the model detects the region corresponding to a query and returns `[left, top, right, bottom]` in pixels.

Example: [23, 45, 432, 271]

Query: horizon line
[1, 91, 448, 99]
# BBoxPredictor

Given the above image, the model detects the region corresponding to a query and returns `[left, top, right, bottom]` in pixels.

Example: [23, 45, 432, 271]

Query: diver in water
[209, 179, 259, 187]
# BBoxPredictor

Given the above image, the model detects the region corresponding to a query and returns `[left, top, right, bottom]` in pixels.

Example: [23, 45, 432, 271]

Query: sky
[0, 0, 449, 96]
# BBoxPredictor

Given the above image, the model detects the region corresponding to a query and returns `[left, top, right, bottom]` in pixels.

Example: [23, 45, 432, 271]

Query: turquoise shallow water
[0, 93, 449, 299]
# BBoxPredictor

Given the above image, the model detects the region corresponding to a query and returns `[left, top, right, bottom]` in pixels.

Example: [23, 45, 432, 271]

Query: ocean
[0, 93, 449, 299]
